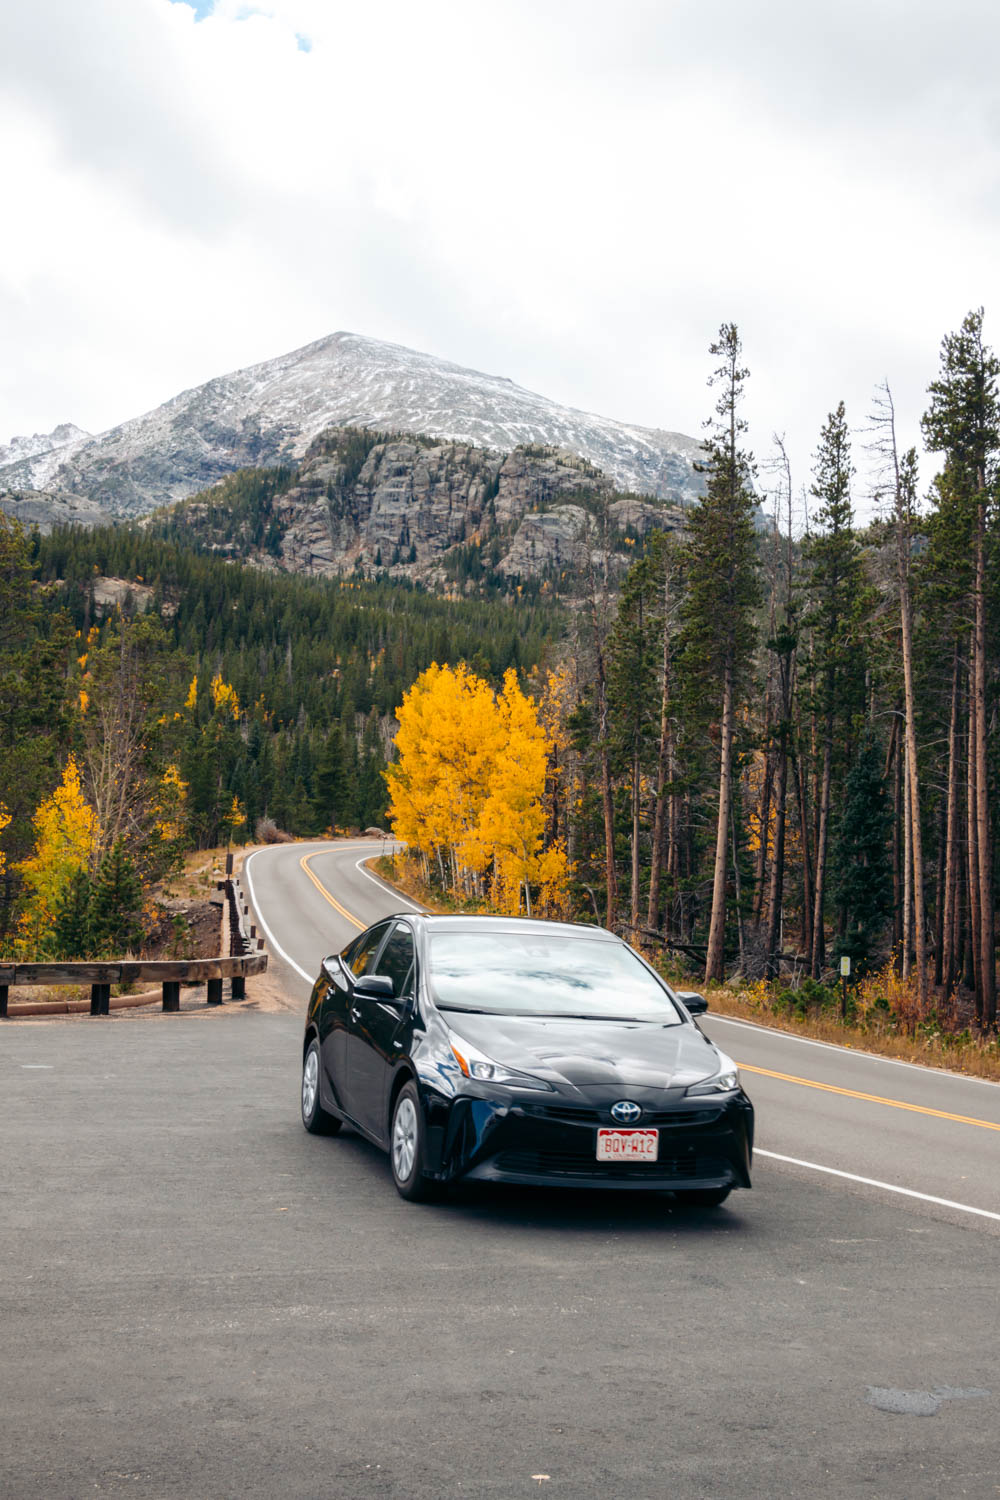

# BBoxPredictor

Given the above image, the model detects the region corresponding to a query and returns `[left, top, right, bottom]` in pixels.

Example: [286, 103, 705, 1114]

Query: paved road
[2, 840, 999, 1499]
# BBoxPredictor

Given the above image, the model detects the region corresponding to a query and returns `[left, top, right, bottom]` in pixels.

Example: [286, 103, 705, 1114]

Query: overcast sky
[2, 0, 998, 520]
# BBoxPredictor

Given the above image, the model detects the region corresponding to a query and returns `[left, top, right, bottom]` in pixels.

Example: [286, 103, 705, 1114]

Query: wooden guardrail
[0, 953, 268, 1018]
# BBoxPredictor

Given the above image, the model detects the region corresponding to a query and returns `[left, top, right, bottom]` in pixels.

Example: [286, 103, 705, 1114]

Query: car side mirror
[353, 974, 397, 1000]
[322, 955, 342, 983]
[676, 990, 709, 1016]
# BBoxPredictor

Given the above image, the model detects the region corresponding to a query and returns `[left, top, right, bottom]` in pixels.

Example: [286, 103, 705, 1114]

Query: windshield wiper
[435, 1003, 502, 1014]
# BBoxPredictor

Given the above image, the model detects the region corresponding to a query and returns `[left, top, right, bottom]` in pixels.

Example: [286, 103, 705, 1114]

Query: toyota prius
[300, 915, 754, 1205]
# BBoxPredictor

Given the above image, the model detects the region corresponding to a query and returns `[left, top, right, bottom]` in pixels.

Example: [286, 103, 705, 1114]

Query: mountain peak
[0, 335, 704, 517]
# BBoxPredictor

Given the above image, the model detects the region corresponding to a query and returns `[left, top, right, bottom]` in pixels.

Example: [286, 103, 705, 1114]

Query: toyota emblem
[610, 1100, 642, 1124]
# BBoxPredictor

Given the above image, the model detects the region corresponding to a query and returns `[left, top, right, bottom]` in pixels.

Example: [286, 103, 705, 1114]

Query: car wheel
[301, 1039, 342, 1135]
[390, 1082, 438, 1201]
[672, 1186, 731, 1208]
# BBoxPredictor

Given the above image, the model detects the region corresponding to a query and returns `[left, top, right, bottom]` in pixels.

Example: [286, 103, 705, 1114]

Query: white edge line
[756, 1148, 1000, 1223]
[243, 849, 313, 985]
[708, 1012, 1000, 1090]
[353, 850, 427, 913]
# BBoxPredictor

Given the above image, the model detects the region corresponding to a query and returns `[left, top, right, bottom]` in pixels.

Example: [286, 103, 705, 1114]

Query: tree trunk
[791, 748, 813, 965]
[966, 642, 982, 1022]
[730, 794, 746, 971]
[705, 663, 734, 982]
[888, 715, 902, 959]
[972, 508, 996, 1027]
[897, 497, 927, 1003]
[810, 723, 832, 978]
[599, 736, 616, 928]
[940, 646, 961, 992]
[647, 624, 672, 931]
[902, 749, 912, 979]
[764, 736, 788, 980]
[630, 750, 641, 933]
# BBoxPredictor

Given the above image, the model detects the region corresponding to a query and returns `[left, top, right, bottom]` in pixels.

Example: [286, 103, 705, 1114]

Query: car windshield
[427, 931, 684, 1023]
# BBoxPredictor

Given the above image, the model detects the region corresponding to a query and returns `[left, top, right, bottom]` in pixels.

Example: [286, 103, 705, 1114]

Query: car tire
[672, 1186, 731, 1208]
[301, 1038, 342, 1135]
[390, 1081, 438, 1201]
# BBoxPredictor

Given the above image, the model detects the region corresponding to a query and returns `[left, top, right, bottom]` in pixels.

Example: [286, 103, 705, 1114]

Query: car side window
[374, 923, 415, 998]
[345, 923, 390, 978]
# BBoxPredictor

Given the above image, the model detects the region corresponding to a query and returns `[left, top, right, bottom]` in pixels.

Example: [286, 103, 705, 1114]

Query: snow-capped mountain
[0, 333, 704, 516]
[0, 423, 91, 473]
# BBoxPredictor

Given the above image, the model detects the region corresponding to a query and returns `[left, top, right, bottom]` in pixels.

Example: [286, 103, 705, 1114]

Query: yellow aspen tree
[16, 757, 97, 951]
[387, 664, 569, 910]
[210, 673, 239, 718]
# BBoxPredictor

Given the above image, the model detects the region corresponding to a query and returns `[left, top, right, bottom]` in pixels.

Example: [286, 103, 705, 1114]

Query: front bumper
[422, 1086, 754, 1191]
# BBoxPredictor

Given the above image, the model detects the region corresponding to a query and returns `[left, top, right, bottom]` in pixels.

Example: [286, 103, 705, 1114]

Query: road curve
[245, 839, 1000, 1231]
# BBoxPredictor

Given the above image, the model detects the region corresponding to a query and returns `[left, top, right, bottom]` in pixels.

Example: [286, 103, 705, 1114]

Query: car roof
[388, 914, 620, 942]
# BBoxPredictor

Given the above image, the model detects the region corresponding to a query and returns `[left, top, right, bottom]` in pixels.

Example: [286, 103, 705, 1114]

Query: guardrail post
[90, 983, 111, 1016]
[162, 982, 180, 1013]
[230, 976, 246, 1000]
[206, 978, 223, 1006]
[0, 986, 7, 1019]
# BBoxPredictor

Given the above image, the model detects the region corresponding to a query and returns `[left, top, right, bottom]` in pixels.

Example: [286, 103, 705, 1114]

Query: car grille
[523, 1103, 724, 1128]
[493, 1150, 732, 1181]
[524, 1103, 602, 1123]
[646, 1107, 724, 1127]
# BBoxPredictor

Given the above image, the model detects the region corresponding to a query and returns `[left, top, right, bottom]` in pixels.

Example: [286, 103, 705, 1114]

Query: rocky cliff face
[0, 332, 704, 517]
[0, 487, 110, 532]
[171, 428, 687, 589]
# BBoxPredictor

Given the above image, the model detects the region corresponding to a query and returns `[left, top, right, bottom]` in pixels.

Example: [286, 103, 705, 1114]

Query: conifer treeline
[562, 312, 1000, 1029]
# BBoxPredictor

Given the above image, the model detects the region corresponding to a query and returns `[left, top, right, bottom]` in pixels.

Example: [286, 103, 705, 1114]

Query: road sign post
[840, 954, 851, 1018]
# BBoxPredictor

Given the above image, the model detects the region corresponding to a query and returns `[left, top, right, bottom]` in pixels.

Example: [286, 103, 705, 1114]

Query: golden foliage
[210, 672, 240, 718]
[16, 757, 97, 951]
[152, 763, 189, 844]
[385, 663, 570, 913]
[184, 674, 198, 710]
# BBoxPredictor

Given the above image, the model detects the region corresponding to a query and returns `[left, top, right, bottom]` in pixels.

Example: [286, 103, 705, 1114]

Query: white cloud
[2, 0, 999, 517]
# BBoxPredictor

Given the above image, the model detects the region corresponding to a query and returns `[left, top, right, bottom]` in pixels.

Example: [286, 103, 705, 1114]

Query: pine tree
[51, 867, 94, 960]
[680, 325, 760, 981]
[90, 840, 144, 957]
[921, 309, 1000, 1028]
[312, 723, 350, 834]
[801, 401, 863, 977]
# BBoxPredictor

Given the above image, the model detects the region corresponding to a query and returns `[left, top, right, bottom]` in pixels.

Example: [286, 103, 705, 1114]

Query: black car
[301, 914, 754, 1205]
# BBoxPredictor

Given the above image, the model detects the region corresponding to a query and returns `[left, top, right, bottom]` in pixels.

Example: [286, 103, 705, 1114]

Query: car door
[343, 921, 416, 1141]
[320, 922, 389, 1114]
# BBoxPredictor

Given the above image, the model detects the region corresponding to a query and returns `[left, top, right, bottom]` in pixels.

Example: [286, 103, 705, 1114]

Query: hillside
[0, 332, 704, 518]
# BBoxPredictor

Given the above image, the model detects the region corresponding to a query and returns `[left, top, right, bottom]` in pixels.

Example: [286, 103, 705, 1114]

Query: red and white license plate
[596, 1128, 659, 1162]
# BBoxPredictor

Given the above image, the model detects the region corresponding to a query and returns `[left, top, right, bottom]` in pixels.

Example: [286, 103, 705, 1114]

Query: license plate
[596, 1128, 659, 1162]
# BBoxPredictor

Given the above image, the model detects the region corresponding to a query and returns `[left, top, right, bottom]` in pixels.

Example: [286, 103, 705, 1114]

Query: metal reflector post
[840, 954, 851, 1019]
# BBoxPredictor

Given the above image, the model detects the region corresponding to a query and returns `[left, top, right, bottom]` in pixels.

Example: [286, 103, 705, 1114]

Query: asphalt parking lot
[3, 1010, 998, 1499]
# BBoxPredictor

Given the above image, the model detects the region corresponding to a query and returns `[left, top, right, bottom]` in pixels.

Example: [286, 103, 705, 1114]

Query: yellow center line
[739, 1063, 1000, 1133]
[299, 852, 365, 931]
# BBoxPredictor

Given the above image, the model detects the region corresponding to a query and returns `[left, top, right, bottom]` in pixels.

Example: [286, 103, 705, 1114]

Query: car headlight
[685, 1053, 740, 1095]
[448, 1031, 553, 1091]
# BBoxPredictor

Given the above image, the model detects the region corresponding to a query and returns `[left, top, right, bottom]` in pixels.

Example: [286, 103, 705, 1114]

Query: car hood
[442, 1011, 724, 1091]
